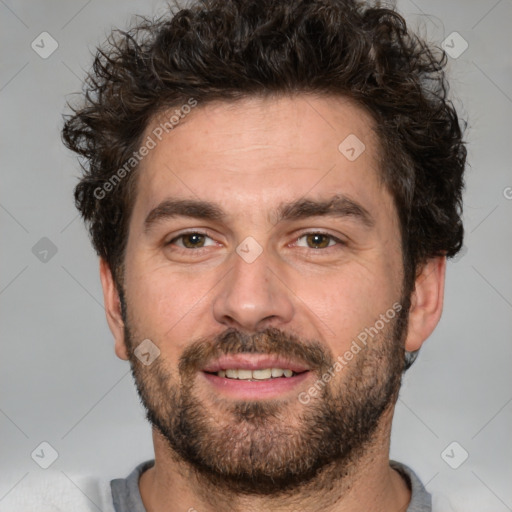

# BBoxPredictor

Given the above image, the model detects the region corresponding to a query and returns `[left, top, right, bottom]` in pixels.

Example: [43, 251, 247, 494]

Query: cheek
[125, 265, 215, 346]
[296, 262, 399, 352]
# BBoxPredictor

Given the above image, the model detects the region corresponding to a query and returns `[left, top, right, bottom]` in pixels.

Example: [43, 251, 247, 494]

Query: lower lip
[201, 371, 311, 399]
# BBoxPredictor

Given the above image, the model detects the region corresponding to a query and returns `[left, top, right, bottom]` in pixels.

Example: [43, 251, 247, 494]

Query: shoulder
[0, 471, 115, 512]
[390, 460, 432, 511]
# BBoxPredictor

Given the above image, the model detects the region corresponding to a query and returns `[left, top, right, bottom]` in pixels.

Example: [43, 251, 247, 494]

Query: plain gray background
[1, 0, 511, 510]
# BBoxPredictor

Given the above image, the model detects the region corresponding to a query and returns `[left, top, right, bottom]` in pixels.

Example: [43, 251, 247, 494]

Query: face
[117, 95, 409, 493]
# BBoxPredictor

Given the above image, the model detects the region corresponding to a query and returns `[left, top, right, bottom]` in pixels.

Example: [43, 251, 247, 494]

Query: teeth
[237, 369, 252, 380]
[253, 368, 272, 380]
[215, 368, 296, 380]
[226, 369, 238, 379]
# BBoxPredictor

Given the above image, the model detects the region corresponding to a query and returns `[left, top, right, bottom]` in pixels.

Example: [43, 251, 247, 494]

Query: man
[60, 0, 466, 510]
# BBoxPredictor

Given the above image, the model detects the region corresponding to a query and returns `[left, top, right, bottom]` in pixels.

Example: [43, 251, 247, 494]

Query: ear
[404, 256, 446, 352]
[99, 258, 129, 360]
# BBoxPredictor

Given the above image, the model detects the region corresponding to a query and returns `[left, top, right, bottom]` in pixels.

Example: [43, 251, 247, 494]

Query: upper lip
[202, 354, 309, 373]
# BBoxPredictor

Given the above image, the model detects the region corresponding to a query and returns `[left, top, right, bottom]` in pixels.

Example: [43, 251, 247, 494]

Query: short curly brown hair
[62, 0, 466, 298]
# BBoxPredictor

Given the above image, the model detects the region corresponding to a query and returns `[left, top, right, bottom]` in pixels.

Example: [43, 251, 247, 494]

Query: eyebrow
[143, 194, 374, 233]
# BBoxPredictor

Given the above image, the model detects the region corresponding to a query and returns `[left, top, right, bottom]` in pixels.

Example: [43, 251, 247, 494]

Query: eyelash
[165, 230, 346, 253]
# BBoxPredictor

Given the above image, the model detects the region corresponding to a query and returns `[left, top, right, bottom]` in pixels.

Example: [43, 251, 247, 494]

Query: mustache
[179, 326, 333, 376]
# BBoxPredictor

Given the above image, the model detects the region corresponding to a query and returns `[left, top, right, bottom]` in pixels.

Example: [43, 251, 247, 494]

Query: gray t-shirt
[111, 459, 431, 511]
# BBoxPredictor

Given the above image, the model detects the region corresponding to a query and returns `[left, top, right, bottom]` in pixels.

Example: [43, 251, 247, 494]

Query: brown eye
[167, 232, 215, 249]
[295, 232, 342, 250]
[305, 233, 331, 249]
[181, 233, 206, 248]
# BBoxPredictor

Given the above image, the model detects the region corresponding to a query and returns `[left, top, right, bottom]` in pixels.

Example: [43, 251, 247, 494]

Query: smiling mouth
[204, 368, 307, 380]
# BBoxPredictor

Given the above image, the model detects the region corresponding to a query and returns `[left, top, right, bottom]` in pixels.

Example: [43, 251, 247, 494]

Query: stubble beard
[122, 296, 409, 495]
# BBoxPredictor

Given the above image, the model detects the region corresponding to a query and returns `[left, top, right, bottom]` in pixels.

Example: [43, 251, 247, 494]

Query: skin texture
[99, 94, 446, 512]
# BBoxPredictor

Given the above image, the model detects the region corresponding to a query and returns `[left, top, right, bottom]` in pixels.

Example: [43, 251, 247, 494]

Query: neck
[139, 406, 411, 512]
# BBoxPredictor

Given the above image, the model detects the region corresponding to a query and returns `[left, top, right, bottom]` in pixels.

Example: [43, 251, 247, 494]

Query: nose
[212, 245, 294, 332]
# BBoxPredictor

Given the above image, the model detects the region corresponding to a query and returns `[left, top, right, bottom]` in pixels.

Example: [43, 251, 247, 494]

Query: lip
[201, 354, 309, 373]
[201, 370, 312, 400]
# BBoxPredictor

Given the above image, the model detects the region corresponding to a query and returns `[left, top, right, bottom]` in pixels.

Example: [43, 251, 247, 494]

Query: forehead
[131, 94, 392, 226]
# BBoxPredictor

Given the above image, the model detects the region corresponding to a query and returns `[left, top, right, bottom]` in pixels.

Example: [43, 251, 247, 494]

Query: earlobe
[99, 258, 129, 360]
[404, 256, 446, 352]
